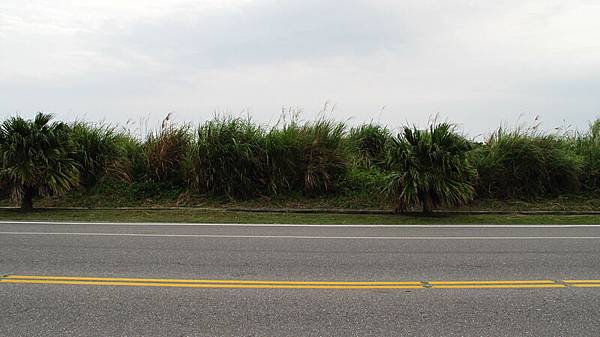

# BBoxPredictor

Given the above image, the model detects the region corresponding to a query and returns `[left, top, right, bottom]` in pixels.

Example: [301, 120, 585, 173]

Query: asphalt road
[2, 221, 600, 336]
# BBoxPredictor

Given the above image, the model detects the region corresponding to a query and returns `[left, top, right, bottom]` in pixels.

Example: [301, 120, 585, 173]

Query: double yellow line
[0, 275, 422, 289]
[564, 280, 600, 288]
[2, 275, 600, 289]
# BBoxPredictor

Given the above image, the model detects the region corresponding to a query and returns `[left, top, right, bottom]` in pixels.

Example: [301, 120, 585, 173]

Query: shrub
[343, 165, 388, 195]
[347, 123, 391, 168]
[144, 123, 192, 184]
[384, 122, 476, 213]
[265, 119, 350, 195]
[574, 120, 600, 192]
[189, 117, 349, 198]
[70, 122, 128, 190]
[0, 174, 7, 200]
[128, 181, 184, 200]
[300, 119, 349, 194]
[114, 133, 146, 183]
[476, 129, 581, 198]
[0, 146, 4, 200]
[190, 118, 267, 198]
[0, 113, 79, 210]
[1, 113, 594, 208]
[264, 122, 305, 194]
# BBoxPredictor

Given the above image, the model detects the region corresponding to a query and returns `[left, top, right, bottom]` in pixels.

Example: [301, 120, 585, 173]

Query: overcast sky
[1, 0, 599, 136]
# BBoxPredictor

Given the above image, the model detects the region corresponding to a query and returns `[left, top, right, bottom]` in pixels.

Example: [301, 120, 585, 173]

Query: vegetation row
[1, 113, 599, 213]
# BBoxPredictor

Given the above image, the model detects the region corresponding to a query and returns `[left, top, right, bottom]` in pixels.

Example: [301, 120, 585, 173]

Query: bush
[343, 165, 388, 195]
[190, 118, 267, 198]
[347, 123, 391, 168]
[128, 181, 184, 200]
[265, 119, 349, 195]
[384, 122, 476, 213]
[1, 113, 595, 209]
[300, 119, 349, 194]
[574, 120, 600, 192]
[144, 123, 192, 184]
[114, 133, 145, 183]
[0, 146, 4, 200]
[0, 113, 80, 210]
[0, 176, 7, 200]
[189, 118, 350, 198]
[264, 122, 305, 194]
[476, 129, 581, 198]
[70, 122, 128, 190]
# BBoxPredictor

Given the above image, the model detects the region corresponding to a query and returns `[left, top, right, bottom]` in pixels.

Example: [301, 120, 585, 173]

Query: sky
[1, 0, 599, 137]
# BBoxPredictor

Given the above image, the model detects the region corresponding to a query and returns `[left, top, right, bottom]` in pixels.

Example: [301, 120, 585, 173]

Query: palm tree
[384, 122, 476, 214]
[0, 113, 79, 210]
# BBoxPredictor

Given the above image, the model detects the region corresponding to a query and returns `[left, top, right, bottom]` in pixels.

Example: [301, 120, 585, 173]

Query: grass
[191, 117, 267, 197]
[70, 121, 127, 189]
[347, 123, 390, 168]
[4, 115, 600, 215]
[573, 119, 600, 192]
[0, 188, 391, 210]
[475, 127, 581, 198]
[144, 121, 192, 184]
[1, 208, 600, 224]
[3, 180, 600, 212]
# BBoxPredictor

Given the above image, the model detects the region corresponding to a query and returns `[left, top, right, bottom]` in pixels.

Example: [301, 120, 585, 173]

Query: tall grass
[2, 113, 598, 208]
[301, 119, 348, 194]
[144, 120, 192, 184]
[264, 121, 305, 194]
[70, 122, 128, 190]
[114, 133, 145, 183]
[347, 123, 391, 168]
[267, 119, 350, 195]
[475, 128, 581, 198]
[0, 140, 4, 199]
[190, 117, 267, 198]
[0, 158, 7, 200]
[188, 118, 349, 198]
[573, 120, 600, 192]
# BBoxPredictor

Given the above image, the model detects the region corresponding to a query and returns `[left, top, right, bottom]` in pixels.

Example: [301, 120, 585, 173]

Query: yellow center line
[430, 284, 566, 289]
[3, 275, 421, 286]
[428, 280, 555, 285]
[0, 279, 423, 289]
[2, 275, 600, 289]
[570, 284, 600, 287]
[563, 280, 600, 288]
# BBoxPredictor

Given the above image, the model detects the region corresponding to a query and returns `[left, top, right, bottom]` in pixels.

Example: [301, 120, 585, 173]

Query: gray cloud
[112, 0, 406, 69]
[1, 0, 599, 136]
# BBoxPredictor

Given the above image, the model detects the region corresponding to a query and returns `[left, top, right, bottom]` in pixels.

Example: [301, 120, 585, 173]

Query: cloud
[1, 0, 599, 135]
[116, 0, 406, 68]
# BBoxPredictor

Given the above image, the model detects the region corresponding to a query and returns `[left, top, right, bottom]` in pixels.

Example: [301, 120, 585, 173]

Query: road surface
[1, 221, 600, 336]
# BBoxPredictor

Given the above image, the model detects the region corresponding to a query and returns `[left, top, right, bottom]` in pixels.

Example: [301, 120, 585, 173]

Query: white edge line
[2, 232, 600, 240]
[1, 221, 600, 228]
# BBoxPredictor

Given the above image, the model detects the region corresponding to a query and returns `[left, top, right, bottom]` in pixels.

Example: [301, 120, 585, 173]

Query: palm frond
[384, 122, 476, 213]
[0, 113, 79, 209]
